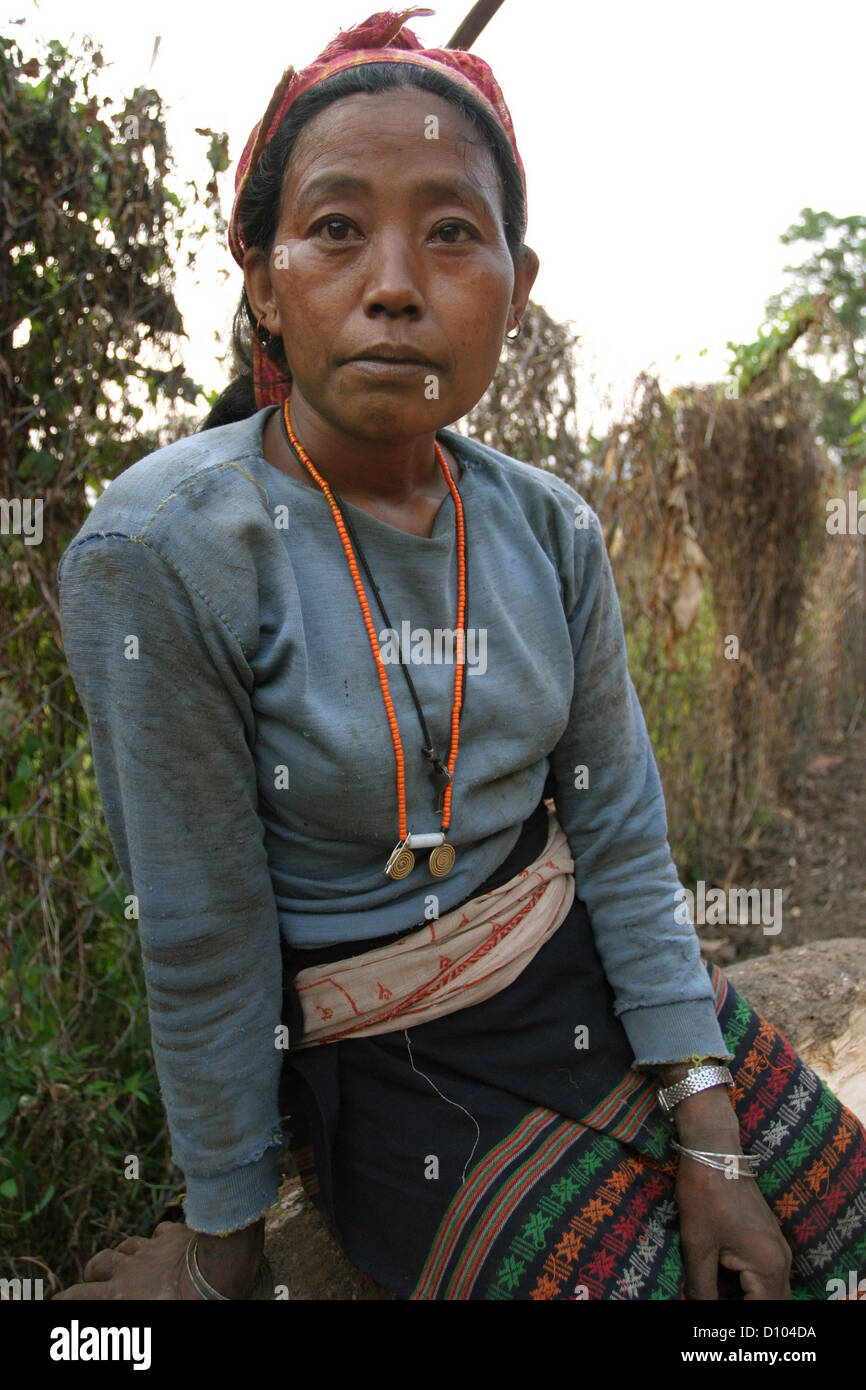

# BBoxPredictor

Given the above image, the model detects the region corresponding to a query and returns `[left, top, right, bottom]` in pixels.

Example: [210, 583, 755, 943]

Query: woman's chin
[325, 394, 460, 443]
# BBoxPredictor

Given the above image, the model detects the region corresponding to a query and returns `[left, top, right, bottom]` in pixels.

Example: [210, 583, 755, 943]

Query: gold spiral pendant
[428, 842, 456, 877]
[386, 846, 416, 880]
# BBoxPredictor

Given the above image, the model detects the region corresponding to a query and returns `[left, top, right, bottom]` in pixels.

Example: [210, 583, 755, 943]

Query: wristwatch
[656, 1065, 734, 1115]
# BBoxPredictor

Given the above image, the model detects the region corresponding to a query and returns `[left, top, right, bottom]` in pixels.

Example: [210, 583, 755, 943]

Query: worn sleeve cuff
[182, 1145, 281, 1235]
[619, 997, 734, 1070]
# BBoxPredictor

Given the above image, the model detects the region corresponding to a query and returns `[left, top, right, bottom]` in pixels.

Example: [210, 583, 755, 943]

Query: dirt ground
[693, 724, 866, 970]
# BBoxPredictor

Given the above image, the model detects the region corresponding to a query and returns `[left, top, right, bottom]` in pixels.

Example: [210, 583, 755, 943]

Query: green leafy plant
[0, 28, 228, 1288]
[726, 209, 866, 467]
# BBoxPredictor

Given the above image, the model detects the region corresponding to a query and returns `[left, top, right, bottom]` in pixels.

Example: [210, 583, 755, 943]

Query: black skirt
[278, 801, 866, 1300]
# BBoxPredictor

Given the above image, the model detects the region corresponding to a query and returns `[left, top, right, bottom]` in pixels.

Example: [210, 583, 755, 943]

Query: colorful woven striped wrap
[226, 6, 526, 409]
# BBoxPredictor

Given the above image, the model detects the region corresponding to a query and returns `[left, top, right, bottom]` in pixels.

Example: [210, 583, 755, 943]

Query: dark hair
[200, 61, 526, 429]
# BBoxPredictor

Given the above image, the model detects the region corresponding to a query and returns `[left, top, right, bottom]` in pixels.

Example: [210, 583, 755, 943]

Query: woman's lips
[344, 357, 434, 379]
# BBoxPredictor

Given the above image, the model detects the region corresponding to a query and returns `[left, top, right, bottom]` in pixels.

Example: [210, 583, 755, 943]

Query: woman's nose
[361, 232, 427, 318]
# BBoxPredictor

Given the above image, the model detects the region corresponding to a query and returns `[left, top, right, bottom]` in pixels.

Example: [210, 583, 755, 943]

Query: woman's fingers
[82, 1248, 126, 1282]
[682, 1240, 721, 1300]
[51, 1223, 193, 1301]
[115, 1236, 154, 1255]
[79, 1224, 184, 1277]
[152, 1221, 187, 1238]
[739, 1265, 792, 1300]
[722, 1241, 793, 1301]
[52, 1280, 126, 1301]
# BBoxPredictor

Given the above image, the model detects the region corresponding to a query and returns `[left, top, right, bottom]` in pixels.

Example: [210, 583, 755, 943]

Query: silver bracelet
[185, 1238, 231, 1300]
[671, 1141, 759, 1178]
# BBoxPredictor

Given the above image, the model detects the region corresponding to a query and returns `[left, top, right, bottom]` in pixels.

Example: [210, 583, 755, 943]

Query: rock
[726, 937, 866, 1124]
[261, 1181, 394, 1300]
[263, 938, 866, 1297]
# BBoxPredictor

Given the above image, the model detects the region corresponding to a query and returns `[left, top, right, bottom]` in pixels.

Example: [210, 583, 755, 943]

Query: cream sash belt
[292, 811, 575, 1048]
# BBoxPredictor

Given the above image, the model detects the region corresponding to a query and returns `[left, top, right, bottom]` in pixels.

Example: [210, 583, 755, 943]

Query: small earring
[255, 316, 272, 346]
[505, 320, 521, 341]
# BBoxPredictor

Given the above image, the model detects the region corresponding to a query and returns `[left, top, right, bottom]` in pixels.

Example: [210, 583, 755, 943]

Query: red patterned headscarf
[227, 6, 526, 409]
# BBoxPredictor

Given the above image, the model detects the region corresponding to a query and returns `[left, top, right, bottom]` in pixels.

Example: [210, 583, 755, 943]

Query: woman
[55, 7, 866, 1301]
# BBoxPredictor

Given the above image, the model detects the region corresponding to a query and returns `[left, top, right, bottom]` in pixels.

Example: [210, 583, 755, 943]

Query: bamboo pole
[447, 0, 507, 50]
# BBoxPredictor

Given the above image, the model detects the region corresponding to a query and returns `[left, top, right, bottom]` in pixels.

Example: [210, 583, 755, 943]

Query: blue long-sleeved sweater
[56, 405, 730, 1232]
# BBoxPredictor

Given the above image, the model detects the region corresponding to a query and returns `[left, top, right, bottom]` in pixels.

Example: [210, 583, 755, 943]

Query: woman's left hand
[675, 1159, 792, 1299]
[659, 1072, 792, 1300]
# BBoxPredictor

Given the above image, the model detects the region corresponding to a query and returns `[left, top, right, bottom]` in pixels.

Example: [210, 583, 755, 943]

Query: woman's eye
[310, 219, 473, 244]
[315, 218, 356, 241]
[434, 222, 473, 244]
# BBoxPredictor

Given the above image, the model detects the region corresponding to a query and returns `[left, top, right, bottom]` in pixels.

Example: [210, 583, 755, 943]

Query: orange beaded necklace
[282, 398, 467, 880]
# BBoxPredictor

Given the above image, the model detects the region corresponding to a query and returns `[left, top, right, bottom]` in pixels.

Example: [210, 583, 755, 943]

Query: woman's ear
[243, 246, 277, 336]
[509, 244, 540, 329]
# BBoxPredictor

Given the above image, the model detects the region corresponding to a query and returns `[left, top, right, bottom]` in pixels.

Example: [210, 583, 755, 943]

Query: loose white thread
[403, 1029, 481, 1184]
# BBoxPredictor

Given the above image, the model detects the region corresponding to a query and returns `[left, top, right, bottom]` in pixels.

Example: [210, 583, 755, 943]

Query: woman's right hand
[51, 1218, 266, 1301]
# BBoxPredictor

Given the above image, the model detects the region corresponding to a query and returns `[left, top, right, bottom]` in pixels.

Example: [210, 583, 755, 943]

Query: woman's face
[244, 87, 538, 442]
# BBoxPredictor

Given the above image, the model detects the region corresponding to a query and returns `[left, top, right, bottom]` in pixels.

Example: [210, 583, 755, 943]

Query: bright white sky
[8, 0, 865, 433]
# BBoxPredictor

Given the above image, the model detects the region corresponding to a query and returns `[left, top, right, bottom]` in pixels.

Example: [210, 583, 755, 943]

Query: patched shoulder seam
[61, 530, 251, 659]
[137, 456, 272, 539]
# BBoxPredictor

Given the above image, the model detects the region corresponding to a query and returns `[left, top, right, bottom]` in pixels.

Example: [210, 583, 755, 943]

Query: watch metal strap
[656, 1065, 734, 1115]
